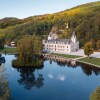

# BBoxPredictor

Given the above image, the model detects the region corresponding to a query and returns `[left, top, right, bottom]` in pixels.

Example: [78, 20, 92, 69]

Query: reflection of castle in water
[43, 54, 76, 66]
[44, 55, 100, 76]
[11, 54, 100, 90]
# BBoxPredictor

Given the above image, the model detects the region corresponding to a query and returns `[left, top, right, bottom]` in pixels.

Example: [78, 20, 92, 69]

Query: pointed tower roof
[72, 31, 76, 37]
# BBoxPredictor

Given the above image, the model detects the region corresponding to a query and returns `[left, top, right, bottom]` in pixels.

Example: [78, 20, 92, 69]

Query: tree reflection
[54, 60, 77, 68]
[12, 54, 44, 90]
[12, 54, 43, 67]
[35, 74, 44, 88]
[77, 62, 92, 76]
[0, 54, 6, 64]
[77, 62, 100, 76]
[14, 66, 44, 90]
[17, 68, 36, 90]
[81, 66, 92, 76]
[51, 59, 100, 76]
[0, 56, 11, 100]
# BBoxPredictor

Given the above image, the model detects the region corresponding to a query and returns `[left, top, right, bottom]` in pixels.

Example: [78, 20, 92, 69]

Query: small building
[11, 41, 15, 47]
[42, 31, 79, 54]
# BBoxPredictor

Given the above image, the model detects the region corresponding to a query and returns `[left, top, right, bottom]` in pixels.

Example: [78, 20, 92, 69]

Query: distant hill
[0, 17, 22, 29]
[0, 1, 100, 47]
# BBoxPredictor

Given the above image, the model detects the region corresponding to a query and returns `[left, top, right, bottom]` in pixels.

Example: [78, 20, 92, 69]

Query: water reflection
[48, 60, 100, 76]
[0, 55, 11, 100]
[78, 62, 100, 76]
[57, 74, 66, 81]
[0, 54, 6, 64]
[14, 66, 44, 90]
[12, 56, 100, 91]
[11, 54, 45, 90]
[13, 59, 100, 91]
[48, 73, 66, 81]
[2, 54, 100, 100]
[12, 55, 43, 67]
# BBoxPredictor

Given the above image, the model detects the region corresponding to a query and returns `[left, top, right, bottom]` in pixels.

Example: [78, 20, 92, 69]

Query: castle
[42, 31, 79, 54]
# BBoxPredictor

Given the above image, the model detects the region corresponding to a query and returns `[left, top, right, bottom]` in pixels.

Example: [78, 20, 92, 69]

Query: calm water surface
[1, 55, 100, 100]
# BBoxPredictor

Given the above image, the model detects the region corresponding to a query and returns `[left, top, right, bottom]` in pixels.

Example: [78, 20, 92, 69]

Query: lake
[1, 54, 100, 100]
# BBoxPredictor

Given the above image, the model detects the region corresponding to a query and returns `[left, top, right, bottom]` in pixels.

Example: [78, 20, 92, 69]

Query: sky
[0, 0, 99, 19]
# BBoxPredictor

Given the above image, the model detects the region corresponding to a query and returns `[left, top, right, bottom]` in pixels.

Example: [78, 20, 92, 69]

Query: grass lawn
[79, 57, 100, 66]
[51, 53, 81, 58]
[0, 47, 17, 54]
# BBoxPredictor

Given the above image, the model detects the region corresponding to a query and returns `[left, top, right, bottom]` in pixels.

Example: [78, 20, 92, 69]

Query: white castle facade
[43, 31, 79, 54]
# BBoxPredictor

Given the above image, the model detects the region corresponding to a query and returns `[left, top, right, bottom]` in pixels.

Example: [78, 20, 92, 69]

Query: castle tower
[71, 31, 77, 43]
[48, 32, 58, 40]
[48, 32, 52, 40]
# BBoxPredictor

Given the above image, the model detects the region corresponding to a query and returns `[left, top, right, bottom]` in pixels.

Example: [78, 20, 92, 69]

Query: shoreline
[76, 60, 100, 68]
[43, 53, 100, 68]
[1, 52, 100, 68]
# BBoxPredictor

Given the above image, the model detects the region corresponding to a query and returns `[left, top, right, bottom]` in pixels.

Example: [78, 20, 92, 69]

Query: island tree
[17, 35, 42, 56]
[84, 42, 94, 58]
[12, 35, 43, 67]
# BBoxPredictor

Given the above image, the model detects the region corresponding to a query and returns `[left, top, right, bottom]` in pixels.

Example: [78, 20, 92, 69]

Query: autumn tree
[0, 2, 100, 48]
[84, 42, 94, 58]
[90, 86, 100, 100]
[17, 35, 42, 61]
[96, 40, 100, 50]
[12, 35, 43, 67]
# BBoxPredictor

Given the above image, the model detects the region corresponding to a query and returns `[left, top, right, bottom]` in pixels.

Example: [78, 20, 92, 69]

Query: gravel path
[67, 49, 100, 58]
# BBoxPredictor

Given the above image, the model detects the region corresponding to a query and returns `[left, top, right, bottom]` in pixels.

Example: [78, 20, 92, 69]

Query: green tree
[90, 86, 100, 100]
[17, 35, 42, 62]
[0, 65, 10, 100]
[84, 42, 94, 58]
[0, 40, 4, 50]
[96, 40, 100, 50]
[0, 1, 100, 48]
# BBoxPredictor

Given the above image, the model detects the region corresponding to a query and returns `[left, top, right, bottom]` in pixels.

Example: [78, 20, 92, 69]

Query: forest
[0, 1, 100, 47]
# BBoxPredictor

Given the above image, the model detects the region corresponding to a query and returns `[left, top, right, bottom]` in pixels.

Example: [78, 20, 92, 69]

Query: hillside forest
[0, 1, 100, 48]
